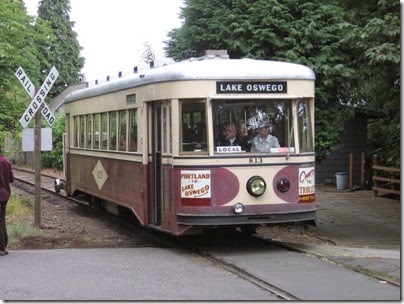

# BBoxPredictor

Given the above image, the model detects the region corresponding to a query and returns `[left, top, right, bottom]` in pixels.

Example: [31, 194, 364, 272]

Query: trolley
[61, 51, 316, 235]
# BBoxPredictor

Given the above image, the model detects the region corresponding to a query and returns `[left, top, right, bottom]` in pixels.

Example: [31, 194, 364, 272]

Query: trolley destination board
[16, 66, 58, 128]
[216, 81, 287, 94]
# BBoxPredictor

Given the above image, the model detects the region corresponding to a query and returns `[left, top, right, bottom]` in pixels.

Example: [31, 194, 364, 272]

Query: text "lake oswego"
[216, 81, 287, 94]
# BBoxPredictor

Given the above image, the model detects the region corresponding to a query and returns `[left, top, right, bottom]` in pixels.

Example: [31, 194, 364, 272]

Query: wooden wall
[316, 112, 368, 186]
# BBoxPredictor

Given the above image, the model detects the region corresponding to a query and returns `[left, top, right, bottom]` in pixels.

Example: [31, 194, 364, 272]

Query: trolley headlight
[277, 178, 290, 192]
[246, 176, 266, 197]
[233, 203, 244, 214]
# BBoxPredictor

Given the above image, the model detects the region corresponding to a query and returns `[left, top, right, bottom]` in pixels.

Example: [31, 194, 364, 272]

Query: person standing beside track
[0, 147, 14, 256]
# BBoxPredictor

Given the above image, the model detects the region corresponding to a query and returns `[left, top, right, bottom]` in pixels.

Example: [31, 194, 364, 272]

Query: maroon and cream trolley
[61, 52, 316, 235]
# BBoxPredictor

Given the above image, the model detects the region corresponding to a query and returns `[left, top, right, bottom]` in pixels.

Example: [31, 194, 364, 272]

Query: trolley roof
[65, 58, 315, 103]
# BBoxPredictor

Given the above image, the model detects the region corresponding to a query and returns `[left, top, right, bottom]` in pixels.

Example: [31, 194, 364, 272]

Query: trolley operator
[216, 122, 252, 151]
[0, 148, 14, 256]
[217, 123, 242, 146]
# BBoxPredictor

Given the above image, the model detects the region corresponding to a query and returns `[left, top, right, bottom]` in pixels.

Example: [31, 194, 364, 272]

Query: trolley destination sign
[16, 66, 58, 128]
[216, 81, 287, 94]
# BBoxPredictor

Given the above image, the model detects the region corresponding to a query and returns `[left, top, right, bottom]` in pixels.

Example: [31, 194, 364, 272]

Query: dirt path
[10, 184, 156, 250]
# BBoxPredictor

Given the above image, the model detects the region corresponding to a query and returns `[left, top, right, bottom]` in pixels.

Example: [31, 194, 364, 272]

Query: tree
[340, 0, 400, 166]
[0, 0, 54, 139]
[165, 0, 354, 161]
[41, 113, 65, 168]
[37, 0, 85, 98]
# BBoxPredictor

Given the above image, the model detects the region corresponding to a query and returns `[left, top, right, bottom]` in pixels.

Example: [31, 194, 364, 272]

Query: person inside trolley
[237, 120, 252, 151]
[251, 122, 280, 152]
[217, 123, 241, 146]
[183, 122, 207, 151]
[216, 122, 251, 151]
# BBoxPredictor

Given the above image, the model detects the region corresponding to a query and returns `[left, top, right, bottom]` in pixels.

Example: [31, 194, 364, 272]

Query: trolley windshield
[181, 98, 314, 154]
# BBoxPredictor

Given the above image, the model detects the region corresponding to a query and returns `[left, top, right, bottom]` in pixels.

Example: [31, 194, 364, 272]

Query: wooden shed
[315, 108, 383, 187]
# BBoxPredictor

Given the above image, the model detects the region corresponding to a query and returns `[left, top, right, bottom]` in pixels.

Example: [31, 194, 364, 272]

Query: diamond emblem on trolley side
[92, 160, 108, 190]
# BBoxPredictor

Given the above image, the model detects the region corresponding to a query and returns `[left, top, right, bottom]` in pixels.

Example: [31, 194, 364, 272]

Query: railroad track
[12, 167, 92, 207]
[12, 167, 398, 299]
[202, 252, 299, 300]
[13, 167, 62, 193]
[179, 234, 301, 300]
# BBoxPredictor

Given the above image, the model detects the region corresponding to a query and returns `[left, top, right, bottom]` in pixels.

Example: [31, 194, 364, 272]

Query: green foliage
[165, 0, 354, 161]
[7, 194, 34, 216]
[7, 193, 42, 247]
[0, 0, 83, 170]
[341, 0, 400, 166]
[165, 0, 400, 165]
[37, 0, 85, 98]
[41, 113, 65, 169]
[0, 0, 53, 134]
[0, 1, 40, 78]
[1, 131, 24, 165]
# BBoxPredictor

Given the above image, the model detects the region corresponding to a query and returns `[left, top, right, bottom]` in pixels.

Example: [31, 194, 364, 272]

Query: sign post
[15, 66, 58, 227]
[34, 111, 41, 226]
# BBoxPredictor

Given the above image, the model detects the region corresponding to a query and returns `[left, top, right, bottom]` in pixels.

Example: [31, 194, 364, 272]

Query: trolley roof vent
[186, 50, 229, 62]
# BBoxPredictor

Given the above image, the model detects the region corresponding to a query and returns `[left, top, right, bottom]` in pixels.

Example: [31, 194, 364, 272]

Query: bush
[41, 113, 65, 169]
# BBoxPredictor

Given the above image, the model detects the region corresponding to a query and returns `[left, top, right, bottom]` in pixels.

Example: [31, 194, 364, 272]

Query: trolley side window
[181, 100, 207, 153]
[73, 110, 138, 152]
[109, 112, 117, 150]
[73, 116, 79, 147]
[298, 99, 314, 152]
[101, 112, 108, 150]
[212, 99, 295, 154]
[128, 109, 137, 152]
[162, 105, 172, 154]
[86, 114, 93, 149]
[118, 110, 127, 151]
[80, 115, 85, 148]
[93, 113, 100, 149]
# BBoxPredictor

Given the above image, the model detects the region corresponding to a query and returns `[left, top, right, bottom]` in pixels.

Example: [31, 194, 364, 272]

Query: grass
[83, 235, 99, 245]
[6, 193, 44, 248]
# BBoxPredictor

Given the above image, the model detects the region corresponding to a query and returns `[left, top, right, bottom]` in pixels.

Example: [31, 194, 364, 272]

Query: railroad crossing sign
[15, 66, 58, 128]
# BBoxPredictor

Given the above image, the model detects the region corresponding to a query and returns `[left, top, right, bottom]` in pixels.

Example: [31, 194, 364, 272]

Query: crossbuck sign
[15, 66, 58, 129]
